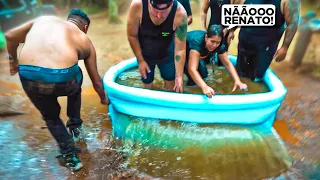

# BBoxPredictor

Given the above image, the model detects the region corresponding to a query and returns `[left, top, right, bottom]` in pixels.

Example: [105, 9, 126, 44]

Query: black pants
[236, 41, 278, 81]
[20, 76, 83, 155]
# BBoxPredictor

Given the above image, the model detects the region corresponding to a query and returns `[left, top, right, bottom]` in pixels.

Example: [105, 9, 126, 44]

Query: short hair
[67, 8, 90, 25]
[207, 25, 223, 38]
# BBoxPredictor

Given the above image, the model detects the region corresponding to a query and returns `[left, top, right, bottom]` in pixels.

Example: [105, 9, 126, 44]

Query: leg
[158, 58, 175, 91]
[65, 79, 83, 130]
[141, 63, 156, 89]
[20, 77, 82, 171]
[20, 77, 76, 155]
[253, 43, 279, 81]
[236, 42, 257, 80]
[64, 79, 84, 141]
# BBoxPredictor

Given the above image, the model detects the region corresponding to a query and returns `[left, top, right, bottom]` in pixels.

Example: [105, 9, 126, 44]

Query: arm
[188, 50, 215, 98]
[127, 0, 150, 78]
[188, 15, 193, 25]
[282, 0, 300, 49]
[225, 0, 246, 44]
[182, 0, 193, 25]
[174, 11, 188, 92]
[5, 20, 33, 63]
[200, 0, 210, 30]
[218, 52, 247, 91]
[274, 0, 300, 62]
[84, 40, 108, 105]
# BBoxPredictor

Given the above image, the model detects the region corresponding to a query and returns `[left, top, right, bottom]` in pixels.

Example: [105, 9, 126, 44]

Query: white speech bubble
[222, 4, 276, 27]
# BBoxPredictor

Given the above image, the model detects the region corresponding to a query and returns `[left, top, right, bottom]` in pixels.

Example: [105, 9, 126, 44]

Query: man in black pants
[235, 0, 300, 81]
[5, 9, 108, 171]
[127, 0, 188, 92]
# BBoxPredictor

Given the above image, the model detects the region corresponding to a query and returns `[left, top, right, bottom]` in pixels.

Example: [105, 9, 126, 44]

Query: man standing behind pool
[127, 0, 188, 92]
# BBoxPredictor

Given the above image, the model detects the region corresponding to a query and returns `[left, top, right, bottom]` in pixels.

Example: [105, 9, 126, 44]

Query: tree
[108, 0, 121, 24]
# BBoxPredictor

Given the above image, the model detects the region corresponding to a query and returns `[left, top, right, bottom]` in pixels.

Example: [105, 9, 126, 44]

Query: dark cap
[150, 0, 173, 10]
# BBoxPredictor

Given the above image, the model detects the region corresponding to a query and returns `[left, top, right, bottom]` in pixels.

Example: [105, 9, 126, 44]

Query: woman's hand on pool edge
[202, 86, 215, 98]
[232, 81, 248, 92]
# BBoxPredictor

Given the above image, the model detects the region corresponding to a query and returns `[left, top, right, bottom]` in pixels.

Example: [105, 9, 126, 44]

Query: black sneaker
[56, 153, 83, 171]
[69, 126, 84, 142]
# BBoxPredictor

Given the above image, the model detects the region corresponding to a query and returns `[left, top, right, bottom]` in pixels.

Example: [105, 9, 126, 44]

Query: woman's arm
[188, 50, 215, 97]
[219, 52, 248, 91]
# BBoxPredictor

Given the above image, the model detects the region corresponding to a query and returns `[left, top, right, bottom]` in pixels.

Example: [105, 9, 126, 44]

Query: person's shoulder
[176, 2, 187, 15]
[217, 44, 227, 54]
[35, 16, 61, 23]
[129, 0, 143, 9]
[188, 30, 206, 38]
[175, 2, 188, 25]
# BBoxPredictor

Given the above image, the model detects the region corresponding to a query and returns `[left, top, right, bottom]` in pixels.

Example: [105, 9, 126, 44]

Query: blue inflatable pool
[103, 55, 287, 136]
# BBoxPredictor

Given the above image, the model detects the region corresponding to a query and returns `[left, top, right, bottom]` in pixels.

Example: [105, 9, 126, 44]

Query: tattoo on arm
[283, 0, 300, 48]
[175, 15, 188, 41]
[175, 55, 181, 62]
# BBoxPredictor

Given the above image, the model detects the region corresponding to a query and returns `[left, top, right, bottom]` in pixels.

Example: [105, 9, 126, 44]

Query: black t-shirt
[186, 30, 226, 61]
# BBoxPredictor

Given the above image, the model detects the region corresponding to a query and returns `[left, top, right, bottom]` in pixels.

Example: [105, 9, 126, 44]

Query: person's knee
[159, 64, 175, 81]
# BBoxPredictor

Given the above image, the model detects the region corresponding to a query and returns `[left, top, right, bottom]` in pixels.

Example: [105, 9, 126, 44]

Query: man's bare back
[19, 16, 90, 68]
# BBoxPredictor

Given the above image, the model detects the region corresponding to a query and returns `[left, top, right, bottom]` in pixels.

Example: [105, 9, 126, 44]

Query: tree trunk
[108, 0, 121, 24]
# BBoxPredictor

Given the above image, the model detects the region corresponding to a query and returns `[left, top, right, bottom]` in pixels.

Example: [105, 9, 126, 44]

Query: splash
[114, 116, 292, 179]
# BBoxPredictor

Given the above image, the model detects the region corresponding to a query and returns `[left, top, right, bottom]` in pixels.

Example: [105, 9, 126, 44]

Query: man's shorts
[141, 56, 175, 84]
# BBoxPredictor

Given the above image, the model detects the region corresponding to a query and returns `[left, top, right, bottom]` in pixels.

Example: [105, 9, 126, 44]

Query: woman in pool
[185, 25, 248, 98]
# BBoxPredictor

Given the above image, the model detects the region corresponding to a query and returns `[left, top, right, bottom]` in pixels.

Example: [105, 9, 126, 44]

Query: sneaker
[69, 126, 84, 142]
[56, 153, 83, 171]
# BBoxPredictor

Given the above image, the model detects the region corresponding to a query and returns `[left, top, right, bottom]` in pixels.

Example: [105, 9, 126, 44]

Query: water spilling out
[115, 116, 292, 180]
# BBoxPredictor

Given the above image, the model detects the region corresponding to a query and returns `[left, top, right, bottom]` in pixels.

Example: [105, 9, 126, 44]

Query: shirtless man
[5, 9, 108, 171]
[127, 0, 188, 92]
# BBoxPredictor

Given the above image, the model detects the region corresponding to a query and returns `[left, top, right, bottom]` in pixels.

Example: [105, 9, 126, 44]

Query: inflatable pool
[103, 55, 287, 136]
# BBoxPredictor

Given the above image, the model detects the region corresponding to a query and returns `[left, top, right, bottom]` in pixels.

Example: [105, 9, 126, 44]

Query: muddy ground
[0, 10, 320, 179]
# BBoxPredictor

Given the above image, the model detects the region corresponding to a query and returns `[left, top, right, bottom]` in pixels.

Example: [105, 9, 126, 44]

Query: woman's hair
[207, 25, 223, 38]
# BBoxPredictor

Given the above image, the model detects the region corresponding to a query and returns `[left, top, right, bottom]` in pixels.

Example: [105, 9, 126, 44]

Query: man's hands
[273, 46, 288, 62]
[9, 61, 18, 76]
[174, 76, 183, 93]
[232, 81, 248, 92]
[100, 96, 109, 105]
[202, 85, 215, 98]
[138, 60, 150, 79]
